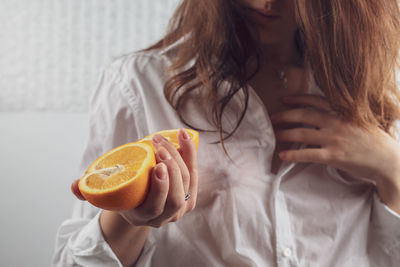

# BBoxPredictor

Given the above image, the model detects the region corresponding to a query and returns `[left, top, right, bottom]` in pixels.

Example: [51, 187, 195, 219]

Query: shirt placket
[247, 86, 302, 266]
[272, 158, 302, 267]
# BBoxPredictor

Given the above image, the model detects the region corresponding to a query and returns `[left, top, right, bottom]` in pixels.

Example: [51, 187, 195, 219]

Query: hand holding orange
[72, 128, 199, 213]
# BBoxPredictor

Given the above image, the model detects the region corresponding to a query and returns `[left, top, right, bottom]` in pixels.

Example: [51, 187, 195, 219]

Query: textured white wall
[0, 0, 180, 112]
[0, 113, 88, 267]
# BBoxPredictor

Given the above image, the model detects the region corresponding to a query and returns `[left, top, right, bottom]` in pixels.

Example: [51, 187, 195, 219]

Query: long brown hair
[144, 0, 400, 155]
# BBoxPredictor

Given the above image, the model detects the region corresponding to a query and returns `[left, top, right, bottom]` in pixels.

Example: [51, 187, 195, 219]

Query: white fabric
[52, 43, 400, 267]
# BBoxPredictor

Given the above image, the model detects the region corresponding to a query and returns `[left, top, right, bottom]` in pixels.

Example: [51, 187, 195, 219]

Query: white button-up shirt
[52, 43, 400, 267]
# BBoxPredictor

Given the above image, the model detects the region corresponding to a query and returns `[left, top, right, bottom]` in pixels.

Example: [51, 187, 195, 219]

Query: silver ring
[185, 191, 191, 201]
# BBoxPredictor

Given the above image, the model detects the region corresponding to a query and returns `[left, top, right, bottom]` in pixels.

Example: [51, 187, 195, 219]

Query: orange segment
[85, 173, 108, 189]
[90, 145, 147, 171]
[102, 169, 137, 189]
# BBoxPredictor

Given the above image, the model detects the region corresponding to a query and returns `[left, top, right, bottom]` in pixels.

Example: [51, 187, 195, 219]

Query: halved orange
[78, 143, 156, 211]
[78, 128, 199, 211]
[137, 129, 199, 152]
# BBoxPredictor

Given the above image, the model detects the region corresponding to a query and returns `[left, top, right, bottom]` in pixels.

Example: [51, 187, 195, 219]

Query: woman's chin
[257, 34, 289, 46]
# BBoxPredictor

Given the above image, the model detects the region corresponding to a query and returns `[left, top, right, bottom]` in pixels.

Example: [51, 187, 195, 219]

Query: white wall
[0, 113, 88, 266]
[0, 0, 180, 112]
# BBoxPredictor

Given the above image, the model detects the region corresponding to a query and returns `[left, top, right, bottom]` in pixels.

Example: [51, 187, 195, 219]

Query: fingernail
[155, 164, 166, 180]
[181, 128, 190, 140]
[152, 134, 163, 144]
[158, 147, 171, 161]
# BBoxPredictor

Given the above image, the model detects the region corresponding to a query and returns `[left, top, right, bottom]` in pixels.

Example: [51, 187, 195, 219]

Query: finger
[275, 128, 327, 146]
[270, 108, 332, 128]
[178, 128, 198, 212]
[281, 95, 335, 113]
[71, 179, 85, 201]
[279, 148, 331, 164]
[152, 134, 190, 195]
[155, 146, 185, 218]
[177, 129, 194, 196]
[135, 163, 169, 221]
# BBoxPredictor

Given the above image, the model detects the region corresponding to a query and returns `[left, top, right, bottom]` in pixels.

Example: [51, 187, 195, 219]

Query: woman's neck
[259, 36, 299, 68]
[245, 39, 309, 97]
[246, 38, 301, 79]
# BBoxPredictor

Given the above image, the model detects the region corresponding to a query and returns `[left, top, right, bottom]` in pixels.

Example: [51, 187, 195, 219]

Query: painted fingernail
[155, 164, 166, 180]
[152, 134, 163, 144]
[182, 128, 190, 140]
[158, 147, 171, 161]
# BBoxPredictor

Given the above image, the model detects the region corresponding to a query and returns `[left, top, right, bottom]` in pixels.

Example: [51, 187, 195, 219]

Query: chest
[247, 67, 310, 174]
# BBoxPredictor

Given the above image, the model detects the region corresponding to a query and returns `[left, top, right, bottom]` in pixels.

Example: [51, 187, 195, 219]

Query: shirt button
[282, 248, 292, 258]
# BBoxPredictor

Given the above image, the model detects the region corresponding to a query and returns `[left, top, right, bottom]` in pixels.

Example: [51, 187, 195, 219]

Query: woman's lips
[251, 8, 281, 22]
[253, 8, 281, 17]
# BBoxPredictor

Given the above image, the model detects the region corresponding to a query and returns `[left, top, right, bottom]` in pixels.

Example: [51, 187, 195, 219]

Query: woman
[53, 0, 400, 266]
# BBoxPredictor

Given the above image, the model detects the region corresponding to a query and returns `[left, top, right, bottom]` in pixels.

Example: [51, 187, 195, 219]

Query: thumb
[134, 163, 169, 218]
[71, 179, 86, 201]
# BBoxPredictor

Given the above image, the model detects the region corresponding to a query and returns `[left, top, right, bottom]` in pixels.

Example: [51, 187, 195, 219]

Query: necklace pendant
[278, 69, 288, 89]
[283, 77, 288, 89]
[279, 71, 285, 79]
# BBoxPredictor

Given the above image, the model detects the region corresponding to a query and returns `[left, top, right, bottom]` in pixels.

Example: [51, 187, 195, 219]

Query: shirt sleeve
[368, 129, 400, 265]
[52, 58, 145, 267]
[368, 192, 400, 266]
